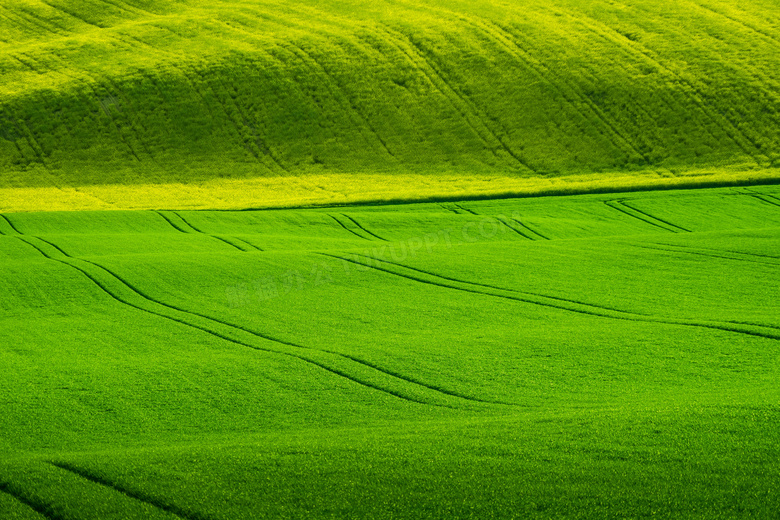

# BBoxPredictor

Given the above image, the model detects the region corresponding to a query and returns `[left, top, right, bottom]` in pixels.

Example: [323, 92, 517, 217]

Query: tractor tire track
[478, 17, 649, 164]
[14, 236, 490, 408]
[38, 0, 103, 29]
[634, 243, 780, 267]
[184, 64, 282, 174]
[155, 211, 248, 253]
[565, 8, 768, 166]
[0, 5, 62, 37]
[49, 462, 198, 520]
[228, 236, 264, 252]
[325, 253, 780, 343]
[749, 194, 780, 209]
[454, 204, 478, 216]
[687, 1, 780, 47]
[0, 214, 22, 234]
[510, 218, 549, 240]
[439, 204, 462, 215]
[497, 216, 533, 240]
[279, 41, 397, 159]
[211, 72, 290, 174]
[340, 214, 388, 241]
[385, 0, 647, 163]
[376, 23, 535, 172]
[27, 48, 145, 164]
[604, 200, 679, 233]
[620, 201, 691, 232]
[331, 253, 648, 315]
[0, 481, 60, 520]
[328, 214, 372, 241]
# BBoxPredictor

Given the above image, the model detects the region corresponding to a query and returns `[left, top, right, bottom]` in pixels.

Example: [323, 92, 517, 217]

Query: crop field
[1, 184, 779, 518]
[2, 0, 780, 518]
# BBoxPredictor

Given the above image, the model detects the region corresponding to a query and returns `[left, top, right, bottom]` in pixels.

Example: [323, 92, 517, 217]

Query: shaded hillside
[1, 0, 779, 191]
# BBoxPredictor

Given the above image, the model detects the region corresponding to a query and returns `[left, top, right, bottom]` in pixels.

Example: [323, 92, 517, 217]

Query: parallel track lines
[619, 201, 691, 232]
[386, 0, 647, 163]
[750, 194, 780, 209]
[0, 214, 22, 234]
[563, 8, 768, 166]
[325, 253, 780, 343]
[340, 214, 388, 241]
[279, 40, 397, 159]
[635, 243, 780, 267]
[328, 214, 372, 241]
[604, 200, 683, 233]
[11, 233, 494, 408]
[497, 216, 534, 240]
[476, 17, 648, 164]
[687, 0, 780, 46]
[154, 210, 257, 252]
[510, 218, 549, 240]
[0, 482, 60, 519]
[376, 23, 535, 172]
[37, 0, 103, 29]
[49, 462, 199, 520]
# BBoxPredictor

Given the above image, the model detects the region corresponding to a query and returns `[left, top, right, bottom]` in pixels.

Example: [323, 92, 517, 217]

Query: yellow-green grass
[1, 185, 779, 518]
[2, 0, 780, 211]
[2, 167, 779, 213]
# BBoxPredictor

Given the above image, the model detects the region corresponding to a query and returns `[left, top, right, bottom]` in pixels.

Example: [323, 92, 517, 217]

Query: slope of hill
[1, 0, 780, 209]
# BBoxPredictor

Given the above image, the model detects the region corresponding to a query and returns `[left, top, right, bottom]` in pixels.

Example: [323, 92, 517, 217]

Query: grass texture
[1, 184, 779, 518]
[2, 0, 780, 210]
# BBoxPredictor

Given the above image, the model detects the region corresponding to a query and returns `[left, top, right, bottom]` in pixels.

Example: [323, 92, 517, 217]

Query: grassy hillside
[1, 184, 780, 517]
[2, 0, 780, 210]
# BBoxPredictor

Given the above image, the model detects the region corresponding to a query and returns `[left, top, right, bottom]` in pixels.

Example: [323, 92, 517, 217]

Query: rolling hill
[2, 0, 780, 211]
[1, 185, 779, 518]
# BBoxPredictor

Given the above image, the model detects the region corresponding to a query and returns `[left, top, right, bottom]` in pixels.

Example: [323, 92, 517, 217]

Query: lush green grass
[1, 184, 779, 518]
[1, 0, 780, 210]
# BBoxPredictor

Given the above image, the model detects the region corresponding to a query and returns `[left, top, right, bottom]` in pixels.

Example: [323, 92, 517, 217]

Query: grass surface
[2, 0, 780, 210]
[1, 184, 779, 518]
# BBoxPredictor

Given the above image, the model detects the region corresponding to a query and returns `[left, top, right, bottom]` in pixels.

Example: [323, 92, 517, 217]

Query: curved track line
[686, 1, 780, 46]
[750, 194, 780, 209]
[511, 218, 549, 240]
[454, 204, 478, 216]
[229, 236, 264, 252]
[481, 17, 649, 164]
[565, 8, 767, 166]
[384, 0, 647, 163]
[328, 214, 372, 241]
[0, 214, 22, 234]
[656, 241, 780, 261]
[377, 23, 535, 172]
[49, 462, 197, 520]
[620, 201, 691, 232]
[340, 214, 388, 241]
[154, 211, 188, 233]
[156, 211, 249, 252]
[604, 201, 677, 232]
[281, 41, 396, 158]
[0, 482, 59, 520]
[636, 244, 780, 266]
[15, 236, 445, 408]
[16, 236, 494, 407]
[325, 253, 780, 343]
[497, 216, 533, 240]
[172, 211, 251, 252]
[332, 253, 648, 315]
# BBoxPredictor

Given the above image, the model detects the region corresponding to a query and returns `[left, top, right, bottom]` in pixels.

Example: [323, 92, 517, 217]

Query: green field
[2, 0, 780, 518]
[1, 185, 779, 518]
